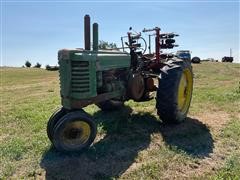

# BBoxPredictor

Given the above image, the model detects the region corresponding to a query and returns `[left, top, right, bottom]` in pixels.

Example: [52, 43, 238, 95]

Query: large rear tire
[156, 59, 193, 123]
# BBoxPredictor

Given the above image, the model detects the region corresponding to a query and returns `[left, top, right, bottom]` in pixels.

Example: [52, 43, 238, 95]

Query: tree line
[24, 61, 59, 71]
[24, 61, 42, 68]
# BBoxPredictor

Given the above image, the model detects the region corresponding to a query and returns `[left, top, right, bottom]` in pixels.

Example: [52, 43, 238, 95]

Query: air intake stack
[93, 23, 99, 51]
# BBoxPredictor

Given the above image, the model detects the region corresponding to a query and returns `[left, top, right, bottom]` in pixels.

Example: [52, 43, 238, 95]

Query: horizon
[1, 1, 239, 66]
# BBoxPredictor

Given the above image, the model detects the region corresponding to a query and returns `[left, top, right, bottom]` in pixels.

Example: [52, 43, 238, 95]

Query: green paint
[97, 53, 130, 71]
[58, 49, 131, 109]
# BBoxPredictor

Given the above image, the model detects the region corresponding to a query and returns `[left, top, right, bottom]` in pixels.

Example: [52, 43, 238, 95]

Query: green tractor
[47, 15, 193, 152]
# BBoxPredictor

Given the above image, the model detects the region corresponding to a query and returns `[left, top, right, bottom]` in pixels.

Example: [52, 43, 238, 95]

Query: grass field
[0, 62, 240, 179]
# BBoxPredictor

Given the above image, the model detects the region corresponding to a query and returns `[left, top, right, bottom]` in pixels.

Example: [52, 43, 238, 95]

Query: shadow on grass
[159, 118, 214, 157]
[40, 106, 213, 179]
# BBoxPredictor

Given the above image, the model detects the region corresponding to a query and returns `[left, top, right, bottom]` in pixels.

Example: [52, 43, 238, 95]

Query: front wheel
[52, 110, 97, 152]
[47, 107, 67, 142]
[156, 59, 193, 123]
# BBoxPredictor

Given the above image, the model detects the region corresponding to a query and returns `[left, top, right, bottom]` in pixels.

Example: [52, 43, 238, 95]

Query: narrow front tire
[47, 107, 67, 142]
[52, 110, 97, 152]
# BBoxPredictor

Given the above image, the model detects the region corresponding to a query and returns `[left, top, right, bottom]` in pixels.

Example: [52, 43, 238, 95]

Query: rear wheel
[52, 110, 97, 152]
[156, 59, 193, 123]
[97, 100, 124, 111]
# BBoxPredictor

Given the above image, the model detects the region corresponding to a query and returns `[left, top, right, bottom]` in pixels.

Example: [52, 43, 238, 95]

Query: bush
[25, 61, 31, 68]
[34, 63, 41, 68]
[45, 65, 59, 71]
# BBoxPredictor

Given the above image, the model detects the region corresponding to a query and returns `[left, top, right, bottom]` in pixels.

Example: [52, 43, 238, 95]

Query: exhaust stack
[84, 15, 91, 50]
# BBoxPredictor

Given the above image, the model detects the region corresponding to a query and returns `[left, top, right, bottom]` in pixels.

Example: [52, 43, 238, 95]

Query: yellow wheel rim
[61, 121, 91, 146]
[177, 69, 193, 114]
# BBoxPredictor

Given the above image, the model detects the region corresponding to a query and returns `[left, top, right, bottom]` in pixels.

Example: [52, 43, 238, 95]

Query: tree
[45, 64, 59, 71]
[25, 61, 31, 68]
[34, 62, 41, 68]
[98, 40, 117, 50]
[45, 64, 50, 70]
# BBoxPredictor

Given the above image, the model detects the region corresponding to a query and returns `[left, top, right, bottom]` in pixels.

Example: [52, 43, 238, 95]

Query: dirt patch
[0, 134, 9, 142]
[192, 111, 230, 132]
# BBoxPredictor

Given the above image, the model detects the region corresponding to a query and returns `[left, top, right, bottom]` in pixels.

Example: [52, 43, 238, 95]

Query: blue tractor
[176, 50, 191, 62]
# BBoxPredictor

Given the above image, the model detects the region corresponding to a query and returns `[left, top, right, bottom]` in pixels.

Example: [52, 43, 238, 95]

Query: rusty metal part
[127, 73, 145, 101]
[84, 15, 91, 50]
[155, 28, 160, 63]
[69, 91, 122, 109]
[146, 78, 157, 91]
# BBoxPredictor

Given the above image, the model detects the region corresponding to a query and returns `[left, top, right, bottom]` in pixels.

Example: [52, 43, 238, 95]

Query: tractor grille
[71, 61, 90, 93]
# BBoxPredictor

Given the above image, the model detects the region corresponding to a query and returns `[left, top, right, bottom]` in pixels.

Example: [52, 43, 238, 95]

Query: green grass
[0, 62, 240, 179]
[215, 119, 240, 179]
[215, 154, 240, 179]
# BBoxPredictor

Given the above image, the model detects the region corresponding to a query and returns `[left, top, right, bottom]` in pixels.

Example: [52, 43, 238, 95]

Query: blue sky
[1, 1, 239, 66]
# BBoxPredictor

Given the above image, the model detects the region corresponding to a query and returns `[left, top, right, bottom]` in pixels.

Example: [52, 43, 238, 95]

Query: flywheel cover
[127, 73, 145, 101]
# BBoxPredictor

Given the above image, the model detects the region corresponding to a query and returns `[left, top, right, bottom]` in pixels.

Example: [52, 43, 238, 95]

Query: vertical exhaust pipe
[84, 15, 91, 50]
[93, 23, 98, 51]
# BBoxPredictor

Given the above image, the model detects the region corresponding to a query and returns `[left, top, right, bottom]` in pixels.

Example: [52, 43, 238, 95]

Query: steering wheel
[128, 32, 147, 54]
[136, 37, 147, 54]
